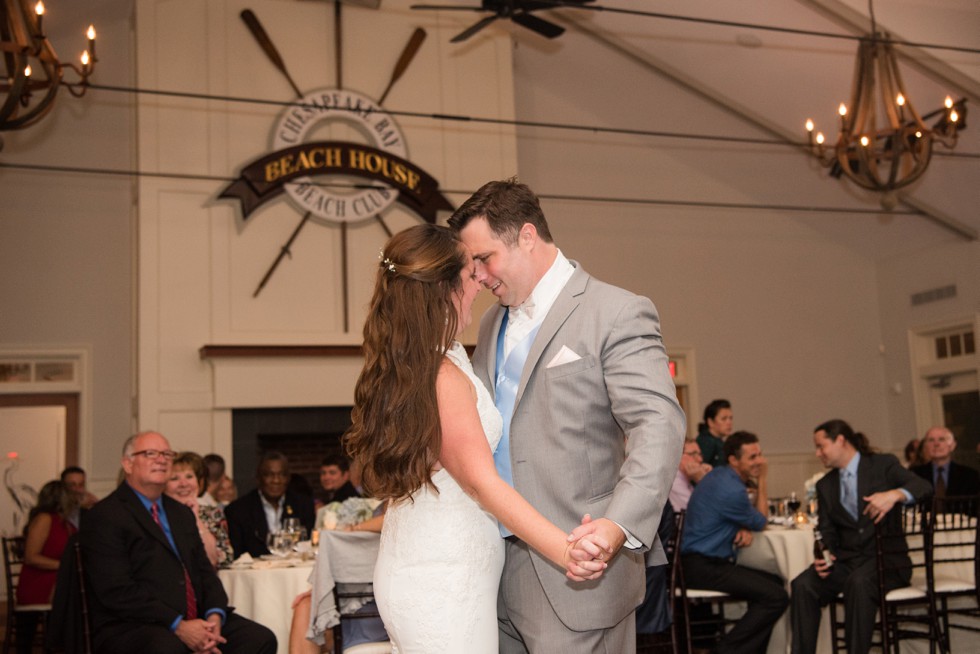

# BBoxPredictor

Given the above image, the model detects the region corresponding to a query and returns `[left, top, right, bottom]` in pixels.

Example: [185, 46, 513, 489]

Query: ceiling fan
[412, 1, 596, 43]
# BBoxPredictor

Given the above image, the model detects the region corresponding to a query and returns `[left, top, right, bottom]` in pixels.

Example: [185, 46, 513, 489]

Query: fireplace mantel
[200, 345, 363, 359]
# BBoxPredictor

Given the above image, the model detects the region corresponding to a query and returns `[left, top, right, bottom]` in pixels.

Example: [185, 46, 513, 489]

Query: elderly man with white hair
[911, 426, 980, 498]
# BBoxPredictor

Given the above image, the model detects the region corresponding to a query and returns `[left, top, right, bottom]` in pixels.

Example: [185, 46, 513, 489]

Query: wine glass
[266, 530, 290, 557]
[787, 492, 802, 516]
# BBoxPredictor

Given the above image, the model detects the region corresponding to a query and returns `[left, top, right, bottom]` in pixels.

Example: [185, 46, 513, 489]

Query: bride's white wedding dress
[374, 341, 505, 653]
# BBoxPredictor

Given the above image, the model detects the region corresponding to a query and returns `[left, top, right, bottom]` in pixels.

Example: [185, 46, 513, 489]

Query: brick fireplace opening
[231, 406, 353, 500]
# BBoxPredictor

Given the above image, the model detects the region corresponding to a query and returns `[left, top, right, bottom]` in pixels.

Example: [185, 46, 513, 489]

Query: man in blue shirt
[681, 431, 788, 654]
[81, 431, 277, 654]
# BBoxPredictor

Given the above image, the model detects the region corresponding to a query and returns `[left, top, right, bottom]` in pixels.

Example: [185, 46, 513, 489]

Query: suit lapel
[162, 496, 195, 565]
[823, 469, 856, 525]
[119, 485, 179, 559]
[252, 492, 270, 540]
[514, 265, 586, 407]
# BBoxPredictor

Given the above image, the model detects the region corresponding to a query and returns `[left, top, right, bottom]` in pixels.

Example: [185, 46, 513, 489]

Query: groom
[450, 179, 685, 653]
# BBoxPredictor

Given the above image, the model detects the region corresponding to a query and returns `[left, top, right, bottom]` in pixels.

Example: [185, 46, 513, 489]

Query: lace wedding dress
[374, 341, 505, 653]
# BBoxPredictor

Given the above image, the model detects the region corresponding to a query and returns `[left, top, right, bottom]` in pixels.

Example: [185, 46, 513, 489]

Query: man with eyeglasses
[79, 431, 276, 654]
[224, 451, 316, 558]
[670, 437, 712, 512]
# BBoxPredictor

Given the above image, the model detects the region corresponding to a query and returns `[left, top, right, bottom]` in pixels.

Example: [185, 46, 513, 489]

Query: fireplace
[231, 405, 353, 498]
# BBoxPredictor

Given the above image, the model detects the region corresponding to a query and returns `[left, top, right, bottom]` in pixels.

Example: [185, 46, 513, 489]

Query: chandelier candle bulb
[87, 25, 96, 60]
[35, 1, 44, 35]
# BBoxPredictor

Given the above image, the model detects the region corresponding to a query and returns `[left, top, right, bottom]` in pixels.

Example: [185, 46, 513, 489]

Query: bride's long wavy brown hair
[344, 224, 467, 501]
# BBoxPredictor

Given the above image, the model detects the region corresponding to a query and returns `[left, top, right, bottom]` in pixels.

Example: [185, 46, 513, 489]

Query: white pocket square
[547, 345, 582, 368]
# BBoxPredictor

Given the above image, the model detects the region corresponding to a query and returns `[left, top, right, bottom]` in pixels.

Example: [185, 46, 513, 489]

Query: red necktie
[151, 502, 198, 620]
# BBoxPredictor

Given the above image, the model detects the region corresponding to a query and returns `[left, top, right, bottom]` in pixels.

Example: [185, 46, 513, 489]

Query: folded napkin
[251, 558, 296, 569]
[228, 553, 254, 569]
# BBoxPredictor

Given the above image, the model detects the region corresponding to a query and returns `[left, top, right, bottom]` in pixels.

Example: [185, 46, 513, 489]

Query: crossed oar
[242, 6, 426, 333]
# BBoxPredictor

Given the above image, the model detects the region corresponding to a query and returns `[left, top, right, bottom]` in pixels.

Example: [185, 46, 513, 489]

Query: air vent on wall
[910, 284, 957, 306]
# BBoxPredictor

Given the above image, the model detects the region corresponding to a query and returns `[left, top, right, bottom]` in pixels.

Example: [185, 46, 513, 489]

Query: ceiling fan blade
[411, 4, 487, 11]
[511, 11, 565, 39]
[451, 15, 500, 43]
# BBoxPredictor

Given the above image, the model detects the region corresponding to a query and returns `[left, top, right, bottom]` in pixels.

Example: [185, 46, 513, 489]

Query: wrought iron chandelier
[804, 4, 965, 207]
[1, 0, 97, 150]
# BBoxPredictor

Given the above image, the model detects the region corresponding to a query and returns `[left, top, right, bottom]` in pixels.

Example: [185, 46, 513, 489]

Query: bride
[345, 224, 607, 653]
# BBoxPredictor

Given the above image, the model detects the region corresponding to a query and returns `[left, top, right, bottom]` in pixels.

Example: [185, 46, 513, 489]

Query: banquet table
[218, 558, 315, 654]
[308, 529, 383, 645]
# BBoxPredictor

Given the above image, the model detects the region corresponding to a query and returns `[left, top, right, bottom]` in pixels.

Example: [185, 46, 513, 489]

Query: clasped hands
[175, 614, 226, 654]
[562, 514, 626, 582]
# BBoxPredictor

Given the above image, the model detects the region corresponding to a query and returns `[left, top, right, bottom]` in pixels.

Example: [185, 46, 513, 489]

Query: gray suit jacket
[472, 262, 686, 630]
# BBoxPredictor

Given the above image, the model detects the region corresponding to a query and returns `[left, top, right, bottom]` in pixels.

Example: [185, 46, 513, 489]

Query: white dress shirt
[503, 250, 574, 360]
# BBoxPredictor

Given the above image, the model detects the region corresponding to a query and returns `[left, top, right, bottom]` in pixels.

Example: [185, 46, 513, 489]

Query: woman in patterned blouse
[165, 451, 234, 568]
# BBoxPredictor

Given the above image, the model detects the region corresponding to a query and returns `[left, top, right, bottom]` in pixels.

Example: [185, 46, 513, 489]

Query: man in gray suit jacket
[450, 179, 686, 653]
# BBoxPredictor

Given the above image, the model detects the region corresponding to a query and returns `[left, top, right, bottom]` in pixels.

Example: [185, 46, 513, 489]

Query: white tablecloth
[218, 559, 314, 654]
[308, 529, 382, 644]
[738, 524, 832, 654]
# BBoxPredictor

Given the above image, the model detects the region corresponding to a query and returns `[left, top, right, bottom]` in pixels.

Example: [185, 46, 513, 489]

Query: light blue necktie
[493, 310, 540, 537]
[842, 470, 858, 520]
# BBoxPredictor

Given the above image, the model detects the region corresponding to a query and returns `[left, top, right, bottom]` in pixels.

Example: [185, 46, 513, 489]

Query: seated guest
[696, 399, 734, 468]
[791, 419, 931, 654]
[911, 426, 979, 498]
[60, 466, 99, 529]
[215, 475, 238, 507]
[903, 438, 922, 468]
[224, 452, 315, 558]
[316, 454, 360, 508]
[15, 480, 78, 654]
[165, 451, 234, 568]
[80, 431, 276, 654]
[681, 431, 787, 653]
[201, 453, 226, 507]
[670, 437, 712, 512]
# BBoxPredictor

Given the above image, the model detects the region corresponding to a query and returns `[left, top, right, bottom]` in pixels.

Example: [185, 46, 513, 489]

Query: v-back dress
[373, 342, 505, 653]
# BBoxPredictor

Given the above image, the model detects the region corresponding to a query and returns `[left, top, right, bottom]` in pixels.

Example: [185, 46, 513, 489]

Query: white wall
[0, 0, 136, 491]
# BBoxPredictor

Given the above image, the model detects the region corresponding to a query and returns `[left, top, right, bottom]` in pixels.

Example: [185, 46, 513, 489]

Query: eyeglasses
[129, 449, 177, 461]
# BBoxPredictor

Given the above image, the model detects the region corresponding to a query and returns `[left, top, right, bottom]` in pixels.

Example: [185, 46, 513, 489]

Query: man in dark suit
[80, 431, 276, 654]
[911, 426, 980, 498]
[224, 452, 315, 558]
[790, 419, 931, 654]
